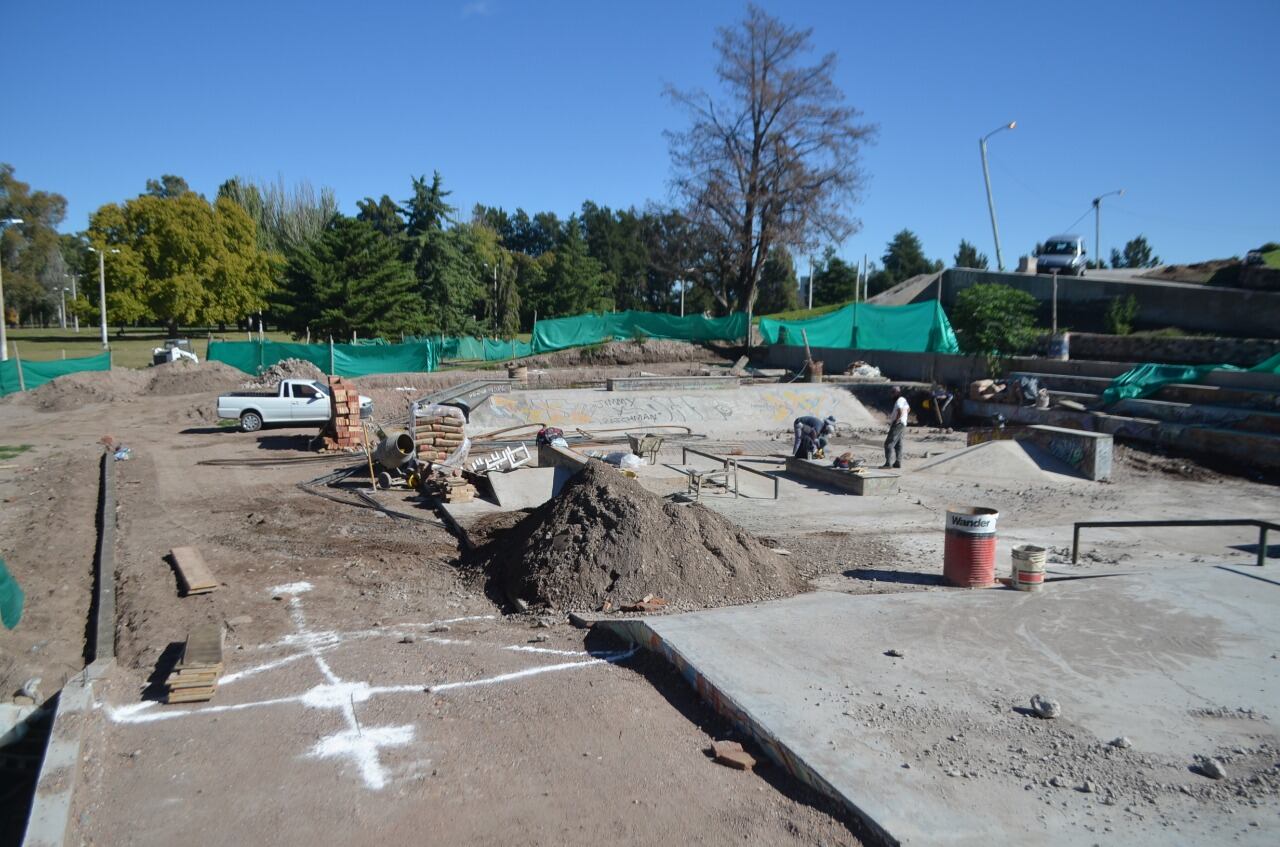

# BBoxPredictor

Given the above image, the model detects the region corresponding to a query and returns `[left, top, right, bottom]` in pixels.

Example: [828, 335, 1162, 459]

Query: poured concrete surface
[487, 466, 573, 510]
[469, 384, 879, 437]
[602, 569, 1280, 845]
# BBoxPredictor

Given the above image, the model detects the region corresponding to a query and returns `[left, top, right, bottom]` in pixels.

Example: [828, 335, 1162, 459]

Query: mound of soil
[488, 462, 802, 610]
[144, 359, 245, 396]
[243, 357, 325, 388]
[14, 368, 151, 411]
[518, 339, 731, 369]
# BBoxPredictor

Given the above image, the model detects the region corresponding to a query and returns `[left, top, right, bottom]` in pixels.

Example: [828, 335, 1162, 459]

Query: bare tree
[665, 4, 875, 314]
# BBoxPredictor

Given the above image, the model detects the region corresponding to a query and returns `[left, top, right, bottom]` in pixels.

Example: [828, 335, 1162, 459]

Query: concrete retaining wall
[1062, 333, 1280, 367]
[606, 375, 740, 391]
[968, 424, 1113, 481]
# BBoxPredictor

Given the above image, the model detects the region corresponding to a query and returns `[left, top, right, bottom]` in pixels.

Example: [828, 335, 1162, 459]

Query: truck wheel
[240, 411, 264, 433]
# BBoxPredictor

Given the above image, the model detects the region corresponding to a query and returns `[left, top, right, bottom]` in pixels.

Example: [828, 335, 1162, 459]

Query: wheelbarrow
[627, 433, 665, 465]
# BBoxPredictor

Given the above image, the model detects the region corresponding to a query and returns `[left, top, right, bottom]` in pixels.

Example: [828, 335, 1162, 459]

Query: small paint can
[1011, 544, 1047, 591]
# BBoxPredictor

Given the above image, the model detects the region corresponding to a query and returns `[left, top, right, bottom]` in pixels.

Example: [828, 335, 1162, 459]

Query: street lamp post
[70, 274, 79, 332]
[59, 286, 68, 329]
[0, 217, 26, 362]
[88, 246, 120, 350]
[1091, 189, 1124, 271]
[979, 121, 1016, 272]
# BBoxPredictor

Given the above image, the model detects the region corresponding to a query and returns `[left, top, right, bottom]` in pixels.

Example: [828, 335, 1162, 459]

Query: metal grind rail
[1072, 519, 1280, 567]
[681, 446, 779, 499]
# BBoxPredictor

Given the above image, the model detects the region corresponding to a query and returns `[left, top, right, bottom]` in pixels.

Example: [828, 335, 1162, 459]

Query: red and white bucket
[1011, 545, 1047, 591]
[943, 507, 999, 588]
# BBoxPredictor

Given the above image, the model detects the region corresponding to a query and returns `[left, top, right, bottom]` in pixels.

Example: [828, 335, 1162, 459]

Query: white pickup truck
[216, 379, 373, 432]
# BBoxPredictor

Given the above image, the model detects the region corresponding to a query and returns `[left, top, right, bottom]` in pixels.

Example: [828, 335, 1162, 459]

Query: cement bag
[414, 403, 466, 425]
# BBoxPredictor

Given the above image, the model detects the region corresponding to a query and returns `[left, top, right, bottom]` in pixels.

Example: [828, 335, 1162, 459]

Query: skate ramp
[914, 439, 1082, 481]
[487, 466, 575, 510]
[469, 385, 878, 437]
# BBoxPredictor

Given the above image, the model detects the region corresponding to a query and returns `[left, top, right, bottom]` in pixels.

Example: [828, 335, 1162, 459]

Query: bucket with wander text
[943, 507, 999, 588]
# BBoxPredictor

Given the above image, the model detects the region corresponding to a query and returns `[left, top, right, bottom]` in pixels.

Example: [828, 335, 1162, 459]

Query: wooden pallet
[169, 546, 218, 595]
[166, 624, 224, 704]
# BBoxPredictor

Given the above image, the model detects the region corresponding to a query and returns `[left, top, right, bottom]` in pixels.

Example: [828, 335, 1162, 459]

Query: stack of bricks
[320, 376, 363, 451]
[425, 473, 476, 504]
[414, 412, 466, 463]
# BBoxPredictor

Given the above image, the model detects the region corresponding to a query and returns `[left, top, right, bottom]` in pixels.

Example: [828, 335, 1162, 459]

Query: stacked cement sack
[415, 409, 466, 462]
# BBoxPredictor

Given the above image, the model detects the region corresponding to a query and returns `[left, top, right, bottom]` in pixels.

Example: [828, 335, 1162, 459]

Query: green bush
[951, 284, 1040, 357]
[1104, 294, 1139, 335]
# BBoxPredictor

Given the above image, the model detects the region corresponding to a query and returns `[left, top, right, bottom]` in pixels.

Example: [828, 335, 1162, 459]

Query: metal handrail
[1072, 519, 1280, 567]
[681, 446, 779, 499]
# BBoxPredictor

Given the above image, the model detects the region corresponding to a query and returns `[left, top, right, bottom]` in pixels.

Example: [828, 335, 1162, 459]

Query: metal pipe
[1072, 519, 1279, 567]
[682, 445, 778, 499]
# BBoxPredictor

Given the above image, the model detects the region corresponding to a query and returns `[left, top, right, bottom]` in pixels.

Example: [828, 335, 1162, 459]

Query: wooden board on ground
[169, 546, 218, 595]
[182, 623, 225, 667]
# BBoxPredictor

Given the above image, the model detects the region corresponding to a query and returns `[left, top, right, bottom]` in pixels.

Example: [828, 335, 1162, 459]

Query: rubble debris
[710, 740, 756, 771]
[425, 474, 477, 504]
[1195, 756, 1227, 780]
[621, 595, 668, 613]
[884, 648, 904, 658]
[1029, 694, 1061, 719]
[241, 358, 325, 388]
[489, 463, 800, 611]
[165, 624, 224, 704]
[1108, 736, 1133, 749]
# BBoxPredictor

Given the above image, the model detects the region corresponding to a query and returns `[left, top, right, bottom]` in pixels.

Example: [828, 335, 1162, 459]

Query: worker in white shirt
[882, 386, 910, 469]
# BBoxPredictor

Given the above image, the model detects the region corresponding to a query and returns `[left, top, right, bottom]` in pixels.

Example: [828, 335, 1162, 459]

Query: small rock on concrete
[1081, 780, 1097, 794]
[399, 635, 416, 644]
[529, 634, 550, 643]
[884, 648, 905, 658]
[710, 740, 756, 771]
[1196, 757, 1227, 780]
[427, 623, 450, 633]
[1030, 694, 1061, 719]
[1107, 736, 1132, 749]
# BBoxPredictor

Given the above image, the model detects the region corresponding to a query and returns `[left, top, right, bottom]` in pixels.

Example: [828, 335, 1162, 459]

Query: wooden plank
[169, 547, 218, 595]
[181, 623, 225, 668]
[166, 688, 216, 704]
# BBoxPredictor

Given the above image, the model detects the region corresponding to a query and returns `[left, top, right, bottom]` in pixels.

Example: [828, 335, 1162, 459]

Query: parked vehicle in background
[216, 378, 373, 432]
[1036, 235, 1088, 276]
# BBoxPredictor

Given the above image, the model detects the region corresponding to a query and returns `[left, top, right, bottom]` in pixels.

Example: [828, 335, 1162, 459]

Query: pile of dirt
[487, 462, 802, 610]
[243, 357, 325, 388]
[144, 359, 245, 396]
[13, 368, 151, 411]
[518, 339, 730, 369]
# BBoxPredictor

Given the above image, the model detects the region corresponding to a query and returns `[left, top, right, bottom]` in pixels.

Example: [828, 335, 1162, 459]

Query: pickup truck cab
[1036, 235, 1088, 276]
[217, 379, 373, 432]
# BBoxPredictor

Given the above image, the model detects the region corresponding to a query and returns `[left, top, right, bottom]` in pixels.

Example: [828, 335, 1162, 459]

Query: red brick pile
[319, 376, 363, 451]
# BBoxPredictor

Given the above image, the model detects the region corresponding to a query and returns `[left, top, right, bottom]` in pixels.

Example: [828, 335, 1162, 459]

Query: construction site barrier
[0, 351, 112, 397]
[758, 299, 960, 354]
[1101, 351, 1280, 405]
[208, 339, 440, 377]
[1072, 519, 1279, 568]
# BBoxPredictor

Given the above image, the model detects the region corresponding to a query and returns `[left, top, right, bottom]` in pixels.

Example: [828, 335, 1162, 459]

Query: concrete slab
[600, 569, 1280, 845]
[487, 466, 574, 510]
[469, 384, 879, 437]
[785, 458, 901, 495]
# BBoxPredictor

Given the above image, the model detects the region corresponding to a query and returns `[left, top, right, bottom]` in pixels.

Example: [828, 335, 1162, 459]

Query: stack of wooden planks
[166, 623, 225, 704]
[320, 376, 364, 451]
[169, 546, 218, 596]
[415, 411, 466, 463]
[426, 473, 476, 503]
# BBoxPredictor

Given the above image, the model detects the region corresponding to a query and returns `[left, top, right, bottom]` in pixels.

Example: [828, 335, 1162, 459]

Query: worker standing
[882, 386, 909, 469]
[792, 414, 836, 459]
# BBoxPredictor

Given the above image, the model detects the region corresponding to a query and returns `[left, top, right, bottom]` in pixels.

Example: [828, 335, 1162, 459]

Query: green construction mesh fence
[530, 310, 748, 354]
[208, 339, 440, 376]
[0, 558, 23, 630]
[757, 300, 960, 354]
[1101, 351, 1280, 405]
[0, 351, 113, 398]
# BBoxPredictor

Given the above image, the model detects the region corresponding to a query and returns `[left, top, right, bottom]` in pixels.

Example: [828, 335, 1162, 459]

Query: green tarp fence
[757, 299, 961, 354]
[0, 558, 22, 630]
[208, 339, 439, 377]
[1101, 351, 1280, 405]
[0, 351, 113, 398]
[530, 310, 748, 354]
[418, 336, 535, 362]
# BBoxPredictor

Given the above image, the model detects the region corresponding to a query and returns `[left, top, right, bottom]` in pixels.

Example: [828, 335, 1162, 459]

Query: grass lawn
[1263, 249, 1280, 270]
[4, 327, 295, 369]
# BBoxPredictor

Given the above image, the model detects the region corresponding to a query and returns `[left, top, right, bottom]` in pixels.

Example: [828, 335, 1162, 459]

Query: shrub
[951, 284, 1040, 358]
[1104, 295, 1139, 335]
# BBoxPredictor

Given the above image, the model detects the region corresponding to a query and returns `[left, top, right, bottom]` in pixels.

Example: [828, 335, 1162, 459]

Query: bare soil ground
[0, 365, 861, 847]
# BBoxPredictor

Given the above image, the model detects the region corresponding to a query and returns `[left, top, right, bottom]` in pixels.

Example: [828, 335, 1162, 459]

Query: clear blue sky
[7, 0, 1278, 267]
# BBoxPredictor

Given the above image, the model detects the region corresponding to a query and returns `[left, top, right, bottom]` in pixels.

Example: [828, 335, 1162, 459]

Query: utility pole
[1092, 189, 1124, 271]
[88, 246, 119, 350]
[979, 121, 1016, 272]
[0, 218, 26, 362]
[70, 274, 79, 332]
[807, 254, 814, 309]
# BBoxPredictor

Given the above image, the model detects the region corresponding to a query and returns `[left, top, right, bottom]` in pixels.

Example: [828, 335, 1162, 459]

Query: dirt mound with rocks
[243, 358, 325, 388]
[12, 368, 151, 411]
[518, 339, 731, 369]
[144, 359, 245, 396]
[488, 462, 802, 610]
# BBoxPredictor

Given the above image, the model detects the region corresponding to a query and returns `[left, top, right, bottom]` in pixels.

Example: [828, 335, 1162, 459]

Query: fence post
[329, 336, 335, 375]
[12, 343, 24, 391]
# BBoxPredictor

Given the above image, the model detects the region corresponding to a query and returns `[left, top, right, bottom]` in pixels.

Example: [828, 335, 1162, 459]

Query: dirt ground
[0, 364, 860, 847]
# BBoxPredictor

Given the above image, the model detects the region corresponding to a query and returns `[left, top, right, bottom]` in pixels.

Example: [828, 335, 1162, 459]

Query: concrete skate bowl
[467, 384, 878, 438]
[914, 439, 1086, 482]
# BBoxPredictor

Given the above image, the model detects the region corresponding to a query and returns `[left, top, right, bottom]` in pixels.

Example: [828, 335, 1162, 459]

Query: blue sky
[7, 0, 1278, 266]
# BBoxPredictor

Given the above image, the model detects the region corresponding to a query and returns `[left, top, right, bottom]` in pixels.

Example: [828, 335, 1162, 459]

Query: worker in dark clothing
[792, 415, 836, 459]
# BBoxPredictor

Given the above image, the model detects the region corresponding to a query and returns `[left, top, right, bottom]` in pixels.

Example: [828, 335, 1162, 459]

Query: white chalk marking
[109, 694, 303, 724]
[429, 650, 637, 693]
[299, 681, 374, 709]
[270, 581, 313, 595]
[221, 652, 309, 685]
[307, 725, 415, 791]
[505, 645, 591, 657]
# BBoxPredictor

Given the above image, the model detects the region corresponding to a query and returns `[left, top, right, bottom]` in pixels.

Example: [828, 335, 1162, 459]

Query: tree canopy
[954, 239, 989, 270]
[1, 163, 71, 325]
[1110, 235, 1160, 269]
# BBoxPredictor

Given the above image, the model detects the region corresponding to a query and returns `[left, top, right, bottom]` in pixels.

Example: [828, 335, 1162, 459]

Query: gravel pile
[243, 358, 326, 388]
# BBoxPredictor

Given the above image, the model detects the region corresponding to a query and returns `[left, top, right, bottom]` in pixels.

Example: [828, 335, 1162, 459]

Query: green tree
[1104, 294, 1139, 335]
[541, 217, 606, 316]
[1, 164, 69, 326]
[756, 248, 800, 314]
[665, 5, 875, 314]
[145, 175, 191, 199]
[86, 187, 277, 334]
[218, 177, 337, 254]
[404, 172, 455, 237]
[581, 202, 650, 312]
[279, 216, 424, 339]
[954, 239, 989, 270]
[811, 246, 859, 306]
[881, 229, 941, 285]
[356, 195, 405, 237]
[951, 283, 1040, 357]
[1115, 235, 1160, 268]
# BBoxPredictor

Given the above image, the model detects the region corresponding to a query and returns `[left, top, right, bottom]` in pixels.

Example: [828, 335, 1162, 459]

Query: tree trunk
[167, 319, 179, 338]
